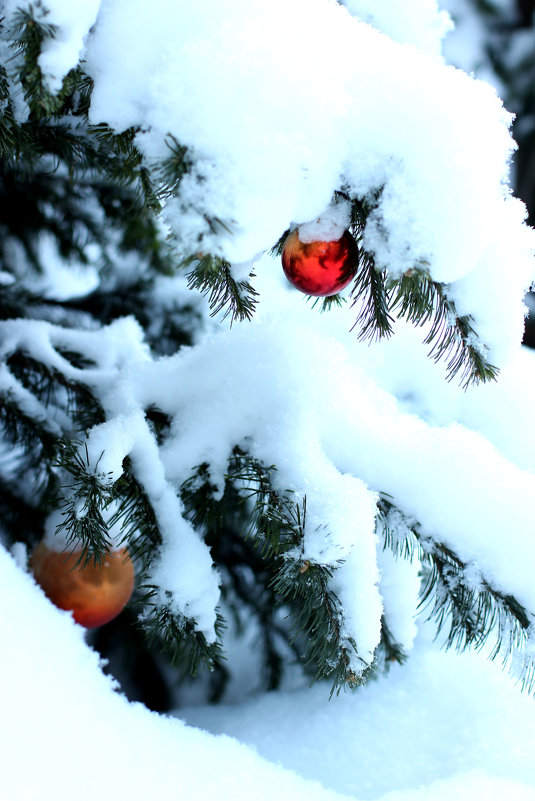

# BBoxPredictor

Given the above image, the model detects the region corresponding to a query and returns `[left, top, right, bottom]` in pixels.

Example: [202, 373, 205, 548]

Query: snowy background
[2, 0, 535, 798]
[3, 536, 535, 801]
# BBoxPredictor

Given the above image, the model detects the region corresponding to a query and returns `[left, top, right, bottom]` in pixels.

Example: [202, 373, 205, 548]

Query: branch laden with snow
[2, 310, 535, 690]
[2, 0, 535, 698]
[3, 0, 534, 372]
[379, 499, 535, 692]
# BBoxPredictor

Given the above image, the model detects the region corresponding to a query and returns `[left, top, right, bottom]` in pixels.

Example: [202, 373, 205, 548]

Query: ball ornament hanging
[30, 542, 135, 628]
[281, 228, 359, 297]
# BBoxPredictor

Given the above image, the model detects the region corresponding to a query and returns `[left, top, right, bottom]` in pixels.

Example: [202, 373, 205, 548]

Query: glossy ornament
[281, 228, 359, 297]
[30, 542, 135, 628]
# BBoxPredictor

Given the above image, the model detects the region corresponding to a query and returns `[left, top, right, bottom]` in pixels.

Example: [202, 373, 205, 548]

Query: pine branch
[180, 459, 302, 691]
[389, 270, 499, 387]
[227, 449, 303, 558]
[272, 557, 365, 695]
[180, 451, 369, 692]
[0, 60, 25, 156]
[349, 251, 393, 341]
[309, 295, 346, 313]
[269, 229, 290, 258]
[139, 599, 225, 676]
[54, 440, 115, 567]
[0, 343, 66, 514]
[378, 496, 535, 691]
[0, 390, 57, 454]
[55, 441, 224, 677]
[55, 437, 158, 568]
[0, 26, 173, 280]
[318, 193, 499, 387]
[180, 461, 231, 538]
[186, 255, 258, 324]
[154, 134, 192, 204]
[108, 457, 163, 564]
[0, 379, 62, 510]
[348, 197, 394, 341]
[378, 616, 408, 668]
[4, 348, 104, 432]
[0, 136, 171, 278]
[89, 123, 145, 185]
[227, 449, 368, 692]
[7, 8, 76, 119]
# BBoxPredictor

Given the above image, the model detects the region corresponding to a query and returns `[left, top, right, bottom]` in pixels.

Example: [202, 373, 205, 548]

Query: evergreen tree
[1, 0, 535, 716]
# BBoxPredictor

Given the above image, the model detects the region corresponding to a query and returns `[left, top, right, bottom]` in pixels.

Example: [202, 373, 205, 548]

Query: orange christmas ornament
[30, 542, 135, 628]
[281, 228, 359, 297]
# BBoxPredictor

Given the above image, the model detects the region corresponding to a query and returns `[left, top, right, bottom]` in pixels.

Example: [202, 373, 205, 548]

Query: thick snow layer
[3, 248, 535, 672]
[81, 0, 533, 369]
[6, 0, 534, 368]
[180, 629, 535, 799]
[80, 303, 535, 637]
[82, 0, 530, 291]
[1, 540, 534, 801]
[0, 544, 348, 801]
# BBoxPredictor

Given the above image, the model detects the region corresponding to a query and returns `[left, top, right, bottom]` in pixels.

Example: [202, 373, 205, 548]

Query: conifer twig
[225, 449, 368, 692]
[378, 496, 535, 691]
[390, 271, 499, 387]
[186, 256, 258, 324]
[348, 196, 394, 341]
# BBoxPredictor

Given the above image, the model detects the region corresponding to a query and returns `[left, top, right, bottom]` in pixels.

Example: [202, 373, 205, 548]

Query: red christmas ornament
[30, 542, 135, 628]
[281, 228, 359, 297]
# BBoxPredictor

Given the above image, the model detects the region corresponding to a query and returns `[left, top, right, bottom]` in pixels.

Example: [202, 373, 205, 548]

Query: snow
[4, 0, 532, 368]
[1, 540, 535, 801]
[298, 200, 353, 244]
[4, 256, 535, 675]
[2, 0, 535, 797]
[73, 292, 535, 661]
[180, 630, 535, 799]
[376, 545, 420, 652]
[81, 0, 535, 370]
[0, 544, 346, 801]
[0, 317, 220, 639]
[31, 235, 100, 302]
[83, 0, 521, 289]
